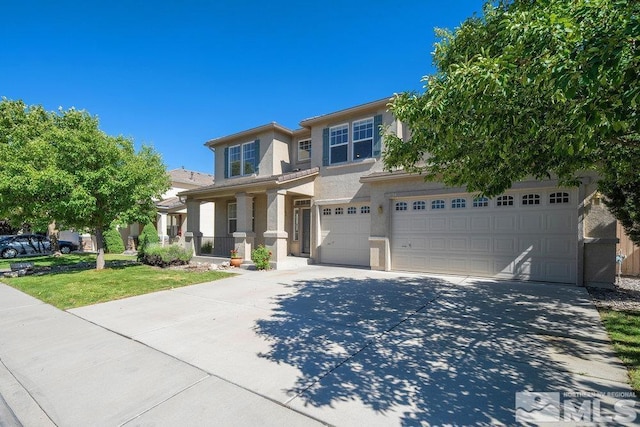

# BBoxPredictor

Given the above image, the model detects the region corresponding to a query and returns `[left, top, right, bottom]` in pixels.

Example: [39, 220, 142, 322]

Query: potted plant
[229, 248, 243, 267]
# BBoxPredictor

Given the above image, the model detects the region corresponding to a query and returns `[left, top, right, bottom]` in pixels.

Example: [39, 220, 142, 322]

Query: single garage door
[391, 190, 578, 283]
[320, 203, 371, 266]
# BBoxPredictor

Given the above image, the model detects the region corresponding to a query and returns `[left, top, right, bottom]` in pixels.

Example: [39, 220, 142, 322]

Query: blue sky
[1, 1, 485, 174]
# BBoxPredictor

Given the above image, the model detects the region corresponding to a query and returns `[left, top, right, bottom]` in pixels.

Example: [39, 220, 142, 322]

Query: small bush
[137, 222, 160, 261]
[103, 227, 125, 254]
[201, 241, 213, 254]
[140, 243, 192, 267]
[251, 245, 272, 270]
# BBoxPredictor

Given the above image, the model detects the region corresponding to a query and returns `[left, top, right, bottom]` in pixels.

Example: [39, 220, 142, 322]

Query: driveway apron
[1, 265, 637, 425]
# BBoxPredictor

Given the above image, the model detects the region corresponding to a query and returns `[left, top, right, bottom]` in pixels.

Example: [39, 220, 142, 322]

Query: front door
[302, 208, 311, 254]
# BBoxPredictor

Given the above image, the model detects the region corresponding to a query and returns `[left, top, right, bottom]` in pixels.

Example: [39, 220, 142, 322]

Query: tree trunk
[47, 221, 60, 253]
[94, 227, 105, 270]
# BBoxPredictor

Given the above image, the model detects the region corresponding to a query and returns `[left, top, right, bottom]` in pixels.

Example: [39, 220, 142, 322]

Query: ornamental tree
[0, 99, 170, 269]
[383, 0, 639, 242]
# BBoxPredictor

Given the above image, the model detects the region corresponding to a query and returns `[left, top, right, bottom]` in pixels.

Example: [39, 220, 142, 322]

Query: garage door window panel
[451, 198, 466, 209]
[413, 201, 426, 210]
[550, 192, 570, 204]
[395, 202, 408, 211]
[473, 197, 489, 207]
[431, 199, 445, 210]
[323, 208, 332, 216]
[522, 194, 540, 205]
[497, 195, 514, 206]
[360, 206, 370, 214]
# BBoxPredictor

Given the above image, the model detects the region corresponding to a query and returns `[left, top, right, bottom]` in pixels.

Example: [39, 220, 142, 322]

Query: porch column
[264, 189, 288, 267]
[184, 199, 202, 256]
[233, 192, 255, 260]
[157, 212, 168, 246]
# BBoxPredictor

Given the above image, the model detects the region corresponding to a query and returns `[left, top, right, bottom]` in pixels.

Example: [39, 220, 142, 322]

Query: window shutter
[322, 127, 330, 166]
[373, 114, 383, 157]
[253, 139, 260, 174]
[224, 147, 229, 178]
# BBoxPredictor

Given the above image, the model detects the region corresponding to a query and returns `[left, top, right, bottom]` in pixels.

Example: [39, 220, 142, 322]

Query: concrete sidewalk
[1, 266, 638, 425]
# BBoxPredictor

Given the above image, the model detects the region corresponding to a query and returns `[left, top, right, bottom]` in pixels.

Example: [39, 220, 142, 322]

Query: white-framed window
[329, 124, 349, 164]
[298, 139, 311, 162]
[228, 203, 237, 234]
[522, 194, 540, 205]
[322, 208, 332, 215]
[451, 198, 466, 209]
[352, 117, 374, 160]
[497, 195, 514, 206]
[229, 145, 242, 177]
[347, 207, 357, 214]
[360, 206, 370, 214]
[243, 142, 255, 175]
[473, 197, 489, 207]
[335, 207, 344, 215]
[413, 201, 426, 210]
[395, 202, 408, 211]
[293, 208, 300, 241]
[550, 192, 569, 204]
[228, 142, 257, 177]
[431, 199, 445, 210]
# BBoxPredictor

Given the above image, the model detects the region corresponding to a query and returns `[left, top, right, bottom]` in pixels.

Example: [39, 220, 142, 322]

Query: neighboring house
[180, 97, 617, 286]
[155, 168, 215, 244]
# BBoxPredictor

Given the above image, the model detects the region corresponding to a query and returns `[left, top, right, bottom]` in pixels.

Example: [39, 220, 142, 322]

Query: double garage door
[391, 190, 578, 283]
[319, 203, 371, 266]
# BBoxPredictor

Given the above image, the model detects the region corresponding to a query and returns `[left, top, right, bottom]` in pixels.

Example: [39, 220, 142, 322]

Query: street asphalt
[0, 265, 637, 426]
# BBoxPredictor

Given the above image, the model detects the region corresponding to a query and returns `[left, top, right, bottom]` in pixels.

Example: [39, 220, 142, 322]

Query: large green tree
[0, 99, 170, 269]
[383, 0, 639, 242]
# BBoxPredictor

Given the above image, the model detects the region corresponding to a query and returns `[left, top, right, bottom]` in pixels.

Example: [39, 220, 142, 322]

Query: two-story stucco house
[180, 97, 617, 286]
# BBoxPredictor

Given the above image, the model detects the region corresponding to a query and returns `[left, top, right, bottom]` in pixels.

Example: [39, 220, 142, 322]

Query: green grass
[2, 255, 234, 310]
[0, 252, 134, 270]
[600, 309, 640, 392]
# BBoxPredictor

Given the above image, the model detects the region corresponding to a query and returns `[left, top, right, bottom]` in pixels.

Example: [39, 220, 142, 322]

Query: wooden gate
[617, 222, 640, 276]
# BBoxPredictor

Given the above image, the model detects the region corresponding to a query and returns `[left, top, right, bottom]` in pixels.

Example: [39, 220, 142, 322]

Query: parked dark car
[0, 234, 79, 259]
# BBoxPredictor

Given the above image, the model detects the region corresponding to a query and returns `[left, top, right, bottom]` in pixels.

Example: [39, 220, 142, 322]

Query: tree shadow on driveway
[254, 275, 613, 425]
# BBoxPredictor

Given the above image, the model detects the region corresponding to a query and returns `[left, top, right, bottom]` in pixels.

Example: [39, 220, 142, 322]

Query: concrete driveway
[0, 266, 637, 426]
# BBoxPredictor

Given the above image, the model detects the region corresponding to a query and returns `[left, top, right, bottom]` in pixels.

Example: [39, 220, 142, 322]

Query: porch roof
[178, 167, 319, 200]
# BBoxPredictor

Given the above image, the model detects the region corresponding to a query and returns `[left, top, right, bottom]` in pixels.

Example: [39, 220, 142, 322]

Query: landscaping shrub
[137, 222, 160, 260]
[102, 227, 125, 254]
[140, 243, 192, 267]
[251, 245, 272, 270]
[201, 241, 213, 254]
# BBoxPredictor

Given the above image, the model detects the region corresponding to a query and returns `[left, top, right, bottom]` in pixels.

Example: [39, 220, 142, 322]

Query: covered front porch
[181, 168, 318, 268]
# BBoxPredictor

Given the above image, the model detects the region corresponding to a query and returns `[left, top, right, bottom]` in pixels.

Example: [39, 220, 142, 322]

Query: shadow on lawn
[255, 276, 610, 425]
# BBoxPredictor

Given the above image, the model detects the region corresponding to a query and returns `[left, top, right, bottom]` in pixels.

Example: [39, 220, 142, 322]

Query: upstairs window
[298, 139, 311, 162]
[329, 124, 349, 164]
[352, 118, 374, 160]
[226, 140, 259, 178]
[550, 192, 569, 204]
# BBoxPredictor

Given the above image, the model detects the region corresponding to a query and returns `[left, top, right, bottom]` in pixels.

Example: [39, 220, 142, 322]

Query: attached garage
[390, 190, 578, 283]
[319, 203, 371, 266]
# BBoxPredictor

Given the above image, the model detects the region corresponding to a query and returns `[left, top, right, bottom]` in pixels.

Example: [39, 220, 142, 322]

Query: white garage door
[391, 190, 578, 283]
[320, 203, 371, 266]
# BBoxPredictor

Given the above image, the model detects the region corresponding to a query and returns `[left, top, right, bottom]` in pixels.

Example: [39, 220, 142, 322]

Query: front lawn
[2, 255, 234, 309]
[599, 309, 640, 392]
[0, 252, 133, 270]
